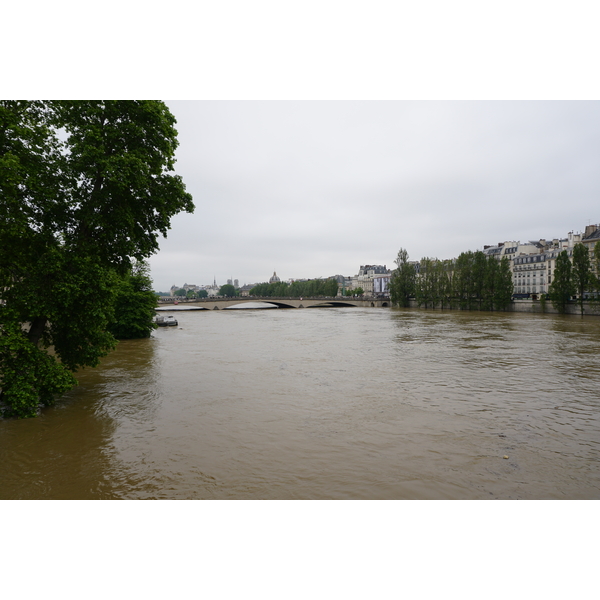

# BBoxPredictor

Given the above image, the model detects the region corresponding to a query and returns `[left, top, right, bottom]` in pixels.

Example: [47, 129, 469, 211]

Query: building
[354, 265, 391, 297]
[239, 284, 256, 297]
[513, 252, 553, 296]
[373, 274, 391, 297]
[581, 224, 600, 260]
[269, 271, 281, 284]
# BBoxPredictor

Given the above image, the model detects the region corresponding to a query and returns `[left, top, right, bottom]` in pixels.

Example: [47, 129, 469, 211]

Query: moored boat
[155, 315, 178, 327]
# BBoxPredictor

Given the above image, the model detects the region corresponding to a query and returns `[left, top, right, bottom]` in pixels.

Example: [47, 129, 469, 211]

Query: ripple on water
[1, 307, 600, 499]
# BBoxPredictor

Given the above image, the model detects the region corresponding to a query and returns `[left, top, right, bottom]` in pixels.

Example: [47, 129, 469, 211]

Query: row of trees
[170, 285, 238, 299]
[391, 242, 600, 315]
[549, 243, 600, 314]
[1, 100, 193, 417]
[250, 278, 339, 298]
[390, 248, 513, 311]
[172, 288, 209, 299]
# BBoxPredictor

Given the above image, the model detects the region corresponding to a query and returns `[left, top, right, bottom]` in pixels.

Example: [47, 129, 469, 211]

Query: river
[1, 306, 599, 499]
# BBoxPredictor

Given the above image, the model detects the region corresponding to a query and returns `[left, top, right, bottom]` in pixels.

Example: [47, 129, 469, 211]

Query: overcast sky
[148, 101, 600, 291]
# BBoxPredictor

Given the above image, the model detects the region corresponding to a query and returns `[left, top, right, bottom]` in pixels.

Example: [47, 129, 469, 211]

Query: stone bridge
[157, 296, 391, 310]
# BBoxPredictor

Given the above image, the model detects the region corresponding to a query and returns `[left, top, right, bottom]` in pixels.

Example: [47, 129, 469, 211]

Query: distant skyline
[147, 101, 600, 291]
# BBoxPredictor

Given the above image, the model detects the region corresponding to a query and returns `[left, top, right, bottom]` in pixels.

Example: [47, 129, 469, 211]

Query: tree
[572, 242, 591, 316]
[389, 248, 416, 307]
[453, 251, 474, 309]
[108, 261, 158, 339]
[590, 243, 600, 307]
[415, 257, 438, 308]
[174, 288, 187, 297]
[197, 289, 208, 298]
[472, 251, 488, 309]
[437, 260, 453, 309]
[494, 256, 513, 311]
[549, 250, 574, 314]
[0, 100, 193, 417]
[324, 278, 339, 297]
[219, 284, 236, 297]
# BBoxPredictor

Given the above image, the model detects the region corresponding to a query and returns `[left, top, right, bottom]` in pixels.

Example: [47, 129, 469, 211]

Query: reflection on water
[1, 308, 599, 499]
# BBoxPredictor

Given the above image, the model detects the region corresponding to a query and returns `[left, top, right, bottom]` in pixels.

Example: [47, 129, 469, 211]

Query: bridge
[157, 296, 391, 310]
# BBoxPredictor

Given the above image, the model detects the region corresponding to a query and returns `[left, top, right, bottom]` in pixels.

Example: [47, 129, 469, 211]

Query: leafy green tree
[219, 284, 236, 297]
[452, 251, 474, 309]
[472, 251, 488, 309]
[390, 248, 416, 307]
[0, 100, 193, 417]
[437, 260, 453, 309]
[325, 278, 339, 297]
[549, 250, 575, 314]
[572, 242, 591, 316]
[415, 257, 438, 308]
[197, 289, 208, 298]
[174, 288, 187, 297]
[108, 262, 158, 339]
[590, 243, 600, 307]
[494, 256, 513, 311]
[481, 256, 498, 311]
[249, 282, 269, 296]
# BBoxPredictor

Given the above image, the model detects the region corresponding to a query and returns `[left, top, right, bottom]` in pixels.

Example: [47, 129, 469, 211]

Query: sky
[149, 100, 600, 292]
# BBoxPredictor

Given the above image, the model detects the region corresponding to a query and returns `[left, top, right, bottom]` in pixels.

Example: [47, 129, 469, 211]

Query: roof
[583, 228, 600, 241]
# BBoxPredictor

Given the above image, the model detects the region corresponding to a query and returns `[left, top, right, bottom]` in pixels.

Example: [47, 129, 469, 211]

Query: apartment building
[354, 265, 391, 296]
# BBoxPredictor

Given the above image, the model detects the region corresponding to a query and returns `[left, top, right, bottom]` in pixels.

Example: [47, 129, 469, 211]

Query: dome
[269, 271, 280, 284]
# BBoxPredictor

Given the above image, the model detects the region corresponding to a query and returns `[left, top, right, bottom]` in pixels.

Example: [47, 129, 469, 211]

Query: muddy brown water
[1, 307, 599, 499]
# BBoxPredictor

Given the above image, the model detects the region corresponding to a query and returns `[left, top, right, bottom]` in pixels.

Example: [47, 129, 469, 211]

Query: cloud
[149, 101, 600, 290]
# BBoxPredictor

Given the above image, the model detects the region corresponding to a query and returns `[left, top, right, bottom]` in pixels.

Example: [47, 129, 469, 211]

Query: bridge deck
[157, 297, 391, 310]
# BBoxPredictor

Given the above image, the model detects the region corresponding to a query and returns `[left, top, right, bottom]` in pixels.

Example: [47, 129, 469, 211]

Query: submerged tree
[572, 242, 591, 316]
[494, 256, 513, 311]
[0, 100, 193, 417]
[452, 251, 474, 309]
[389, 248, 416, 307]
[549, 250, 575, 314]
[108, 262, 158, 340]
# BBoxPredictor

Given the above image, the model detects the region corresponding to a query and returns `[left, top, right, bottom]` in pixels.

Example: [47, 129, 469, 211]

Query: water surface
[2, 307, 599, 499]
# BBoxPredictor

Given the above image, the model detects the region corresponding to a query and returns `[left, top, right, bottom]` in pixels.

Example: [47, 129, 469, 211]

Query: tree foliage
[219, 284, 237, 297]
[572, 243, 591, 316]
[345, 287, 364, 296]
[591, 243, 600, 307]
[0, 100, 193, 417]
[249, 278, 338, 298]
[393, 247, 513, 311]
[107, 262, 158, 340]
[389, 248, 415, 307]
[549, 250, 575, 314]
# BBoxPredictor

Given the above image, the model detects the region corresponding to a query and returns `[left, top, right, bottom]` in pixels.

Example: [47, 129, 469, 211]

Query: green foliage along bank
[0, 101, 193, 418]
[391, 248, 513, 311]
[219, 284, 237, 297]
[107, 262, 158, 340]
[250, 278, 339, 298]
